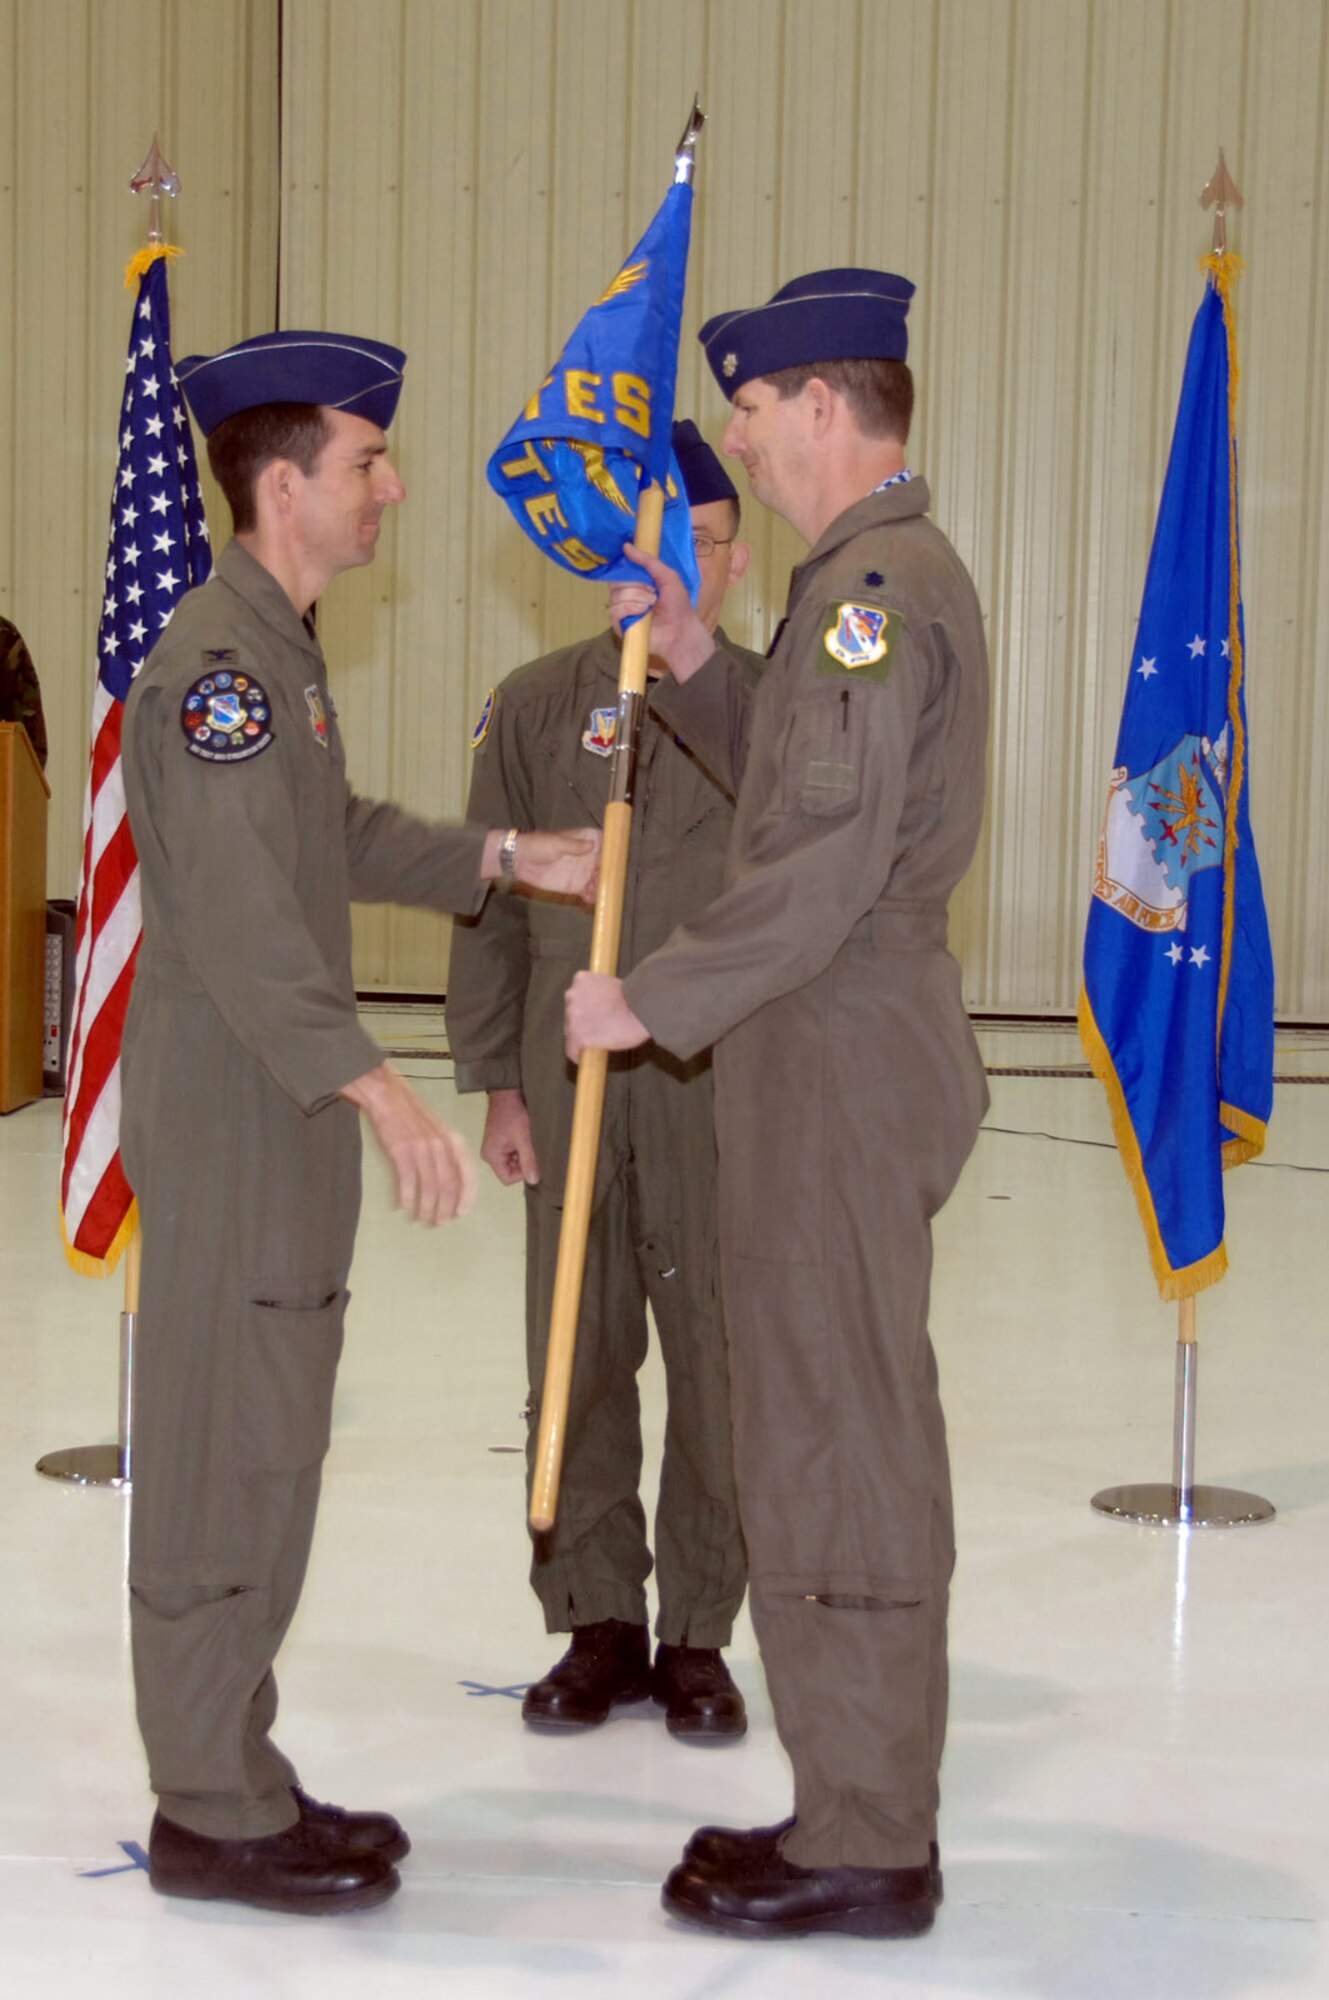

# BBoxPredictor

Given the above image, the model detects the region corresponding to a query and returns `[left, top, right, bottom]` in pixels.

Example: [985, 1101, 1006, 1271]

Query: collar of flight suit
[789, 477, 933, 595]
[214, 536, 326, 667]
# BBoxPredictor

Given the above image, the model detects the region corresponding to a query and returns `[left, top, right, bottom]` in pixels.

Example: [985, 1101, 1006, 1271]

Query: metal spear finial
[130, 136, 180, 245]
[674, 96, 706, 185]
[1200, 150, 1243, 255]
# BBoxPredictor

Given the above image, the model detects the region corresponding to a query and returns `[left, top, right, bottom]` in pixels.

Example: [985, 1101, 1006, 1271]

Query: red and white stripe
[60, 677, 141, 1273]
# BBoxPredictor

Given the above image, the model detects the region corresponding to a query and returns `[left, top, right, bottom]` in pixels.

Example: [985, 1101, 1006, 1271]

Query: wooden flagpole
[530, 98, 705, 1534]
[529, 486, 665, 1532]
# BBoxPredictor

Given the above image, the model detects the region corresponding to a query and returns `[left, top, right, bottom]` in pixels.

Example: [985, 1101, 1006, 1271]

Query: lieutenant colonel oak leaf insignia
[817, 602, 904, 682]
[181, 667, 275, 763]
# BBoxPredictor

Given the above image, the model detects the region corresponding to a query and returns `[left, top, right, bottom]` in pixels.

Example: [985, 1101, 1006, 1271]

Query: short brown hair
[764, 358, 914, 442]
[206, 403, 331, 533]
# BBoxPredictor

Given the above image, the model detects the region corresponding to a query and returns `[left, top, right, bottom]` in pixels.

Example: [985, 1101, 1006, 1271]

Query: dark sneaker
[652, 1644, 747, 1740]
[521, 1618, 652, 1729]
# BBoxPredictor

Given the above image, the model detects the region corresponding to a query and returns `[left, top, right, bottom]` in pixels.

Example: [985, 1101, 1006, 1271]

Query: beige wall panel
[1235, 1, 1329, 1018]
[276, 0, 1329, 1014]
[0, 0, 279, 913]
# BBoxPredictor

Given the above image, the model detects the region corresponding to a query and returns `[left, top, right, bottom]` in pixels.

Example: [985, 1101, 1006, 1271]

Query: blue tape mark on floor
[80, 1841, 150, 1878]
[458, 1679, 531, 1699]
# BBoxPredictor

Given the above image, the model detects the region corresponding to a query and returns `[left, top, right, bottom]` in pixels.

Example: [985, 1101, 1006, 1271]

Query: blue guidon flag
[1079, 253, 1274, 1300]
[487, 181, 700, 603]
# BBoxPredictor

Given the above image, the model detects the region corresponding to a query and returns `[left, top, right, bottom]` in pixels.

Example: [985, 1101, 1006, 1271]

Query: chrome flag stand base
[35, 1443, 128, 1488]
[1092, 1481, 1274, 1528]
[37, 1302, 134, 1491]
[1091, 1332, 1274, 1529]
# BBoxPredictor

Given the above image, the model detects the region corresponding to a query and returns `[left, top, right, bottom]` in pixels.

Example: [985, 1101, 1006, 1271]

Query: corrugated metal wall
[280, 0, 1329, 1012]
[5, 0, 1327, 1015]
[0, 0, 280, 923]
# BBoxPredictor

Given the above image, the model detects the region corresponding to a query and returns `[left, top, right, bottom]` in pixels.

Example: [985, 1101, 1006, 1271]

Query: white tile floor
[2, 1014, 1327, 1997]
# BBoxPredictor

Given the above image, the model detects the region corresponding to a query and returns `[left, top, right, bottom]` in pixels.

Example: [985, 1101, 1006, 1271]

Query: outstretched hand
[341, 1062, 477, 1223]
[483, 827, 601, 902]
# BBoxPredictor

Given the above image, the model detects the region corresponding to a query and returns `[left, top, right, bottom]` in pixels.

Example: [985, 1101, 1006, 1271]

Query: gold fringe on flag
[1078, 988, 1230, 1301]
[61, 1198, 139, 1279]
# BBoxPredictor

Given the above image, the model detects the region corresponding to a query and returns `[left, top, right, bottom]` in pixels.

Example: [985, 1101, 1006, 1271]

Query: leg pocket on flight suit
[236, 1290, 347, 1472]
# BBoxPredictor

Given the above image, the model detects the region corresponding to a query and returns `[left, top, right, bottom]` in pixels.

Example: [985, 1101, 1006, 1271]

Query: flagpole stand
[1091, 1299, 1273, 1528]
[37, 1233, 137, 1490]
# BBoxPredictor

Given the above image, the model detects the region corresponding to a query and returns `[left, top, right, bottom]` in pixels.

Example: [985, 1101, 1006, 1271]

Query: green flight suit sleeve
[650, 641, 756, 798]
[445, 686, 534, 1095]
[128, 679, 387, 1115]
[623, 618, 934, 1063]
[344, 791, 488, 913]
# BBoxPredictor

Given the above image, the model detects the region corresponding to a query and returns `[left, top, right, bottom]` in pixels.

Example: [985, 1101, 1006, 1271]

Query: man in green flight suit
[568, 270, 991, 1941]
[121, 329, 599, 1917]
[447, 423, 761, 1739]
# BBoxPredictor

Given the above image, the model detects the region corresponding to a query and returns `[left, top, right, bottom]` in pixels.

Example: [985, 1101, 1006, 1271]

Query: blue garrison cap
[700, 269, 915, 398]
[672, 419, 738, 508]
[176, 331, 407, 437]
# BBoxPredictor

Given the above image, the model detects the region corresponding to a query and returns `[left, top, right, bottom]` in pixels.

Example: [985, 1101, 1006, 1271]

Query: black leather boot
[148, 1809, 400, 1915]
[684, 1816, 942, 1896]
[521, 1618, 652, 1728]
[652, 1644, 747, 1740]
[292, 1785, 411, 1864]
[662, 1849, 938, 1939]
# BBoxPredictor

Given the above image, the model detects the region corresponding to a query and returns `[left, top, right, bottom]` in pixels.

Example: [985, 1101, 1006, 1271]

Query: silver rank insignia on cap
[722, 352, 738, 378]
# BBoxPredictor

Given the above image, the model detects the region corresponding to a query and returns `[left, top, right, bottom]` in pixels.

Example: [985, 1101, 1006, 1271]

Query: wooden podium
[0, 722, 49, 1113]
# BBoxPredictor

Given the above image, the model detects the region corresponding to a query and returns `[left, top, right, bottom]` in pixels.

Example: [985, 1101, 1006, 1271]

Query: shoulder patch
[304, 684, 329, 747]
[181, 669, 274, 763]
[817, 601, 904, 682]
[471, 688, 496, 749]
[582, 705, 617, 757]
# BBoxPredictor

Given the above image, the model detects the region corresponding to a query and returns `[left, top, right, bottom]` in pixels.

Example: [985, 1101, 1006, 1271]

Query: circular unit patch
[181, 670, 275, 763]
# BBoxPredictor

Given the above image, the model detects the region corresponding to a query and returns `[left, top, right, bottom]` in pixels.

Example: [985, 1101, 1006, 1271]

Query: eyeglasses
[692, 531, 736, 558]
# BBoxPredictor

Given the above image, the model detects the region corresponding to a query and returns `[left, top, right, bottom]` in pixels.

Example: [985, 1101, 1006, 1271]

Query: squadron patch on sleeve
[817, 601, 904, 682]
[471, 689, 496, 749]
[181, 667, 274, 763]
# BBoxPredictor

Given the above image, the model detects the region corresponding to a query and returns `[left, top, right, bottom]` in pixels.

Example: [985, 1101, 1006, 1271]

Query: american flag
[60, 249, 211, 1274]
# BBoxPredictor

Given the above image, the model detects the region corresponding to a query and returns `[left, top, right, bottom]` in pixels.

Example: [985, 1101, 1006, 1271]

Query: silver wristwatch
[498, 826, 520, 880]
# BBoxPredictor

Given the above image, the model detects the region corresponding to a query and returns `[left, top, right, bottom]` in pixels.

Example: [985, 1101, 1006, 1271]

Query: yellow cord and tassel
[124, 242, 183, 289]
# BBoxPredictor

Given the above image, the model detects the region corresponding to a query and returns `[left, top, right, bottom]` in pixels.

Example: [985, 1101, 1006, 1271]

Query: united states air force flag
[1080, 253, 1274, 1301]
[487, 181, 701, 602]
